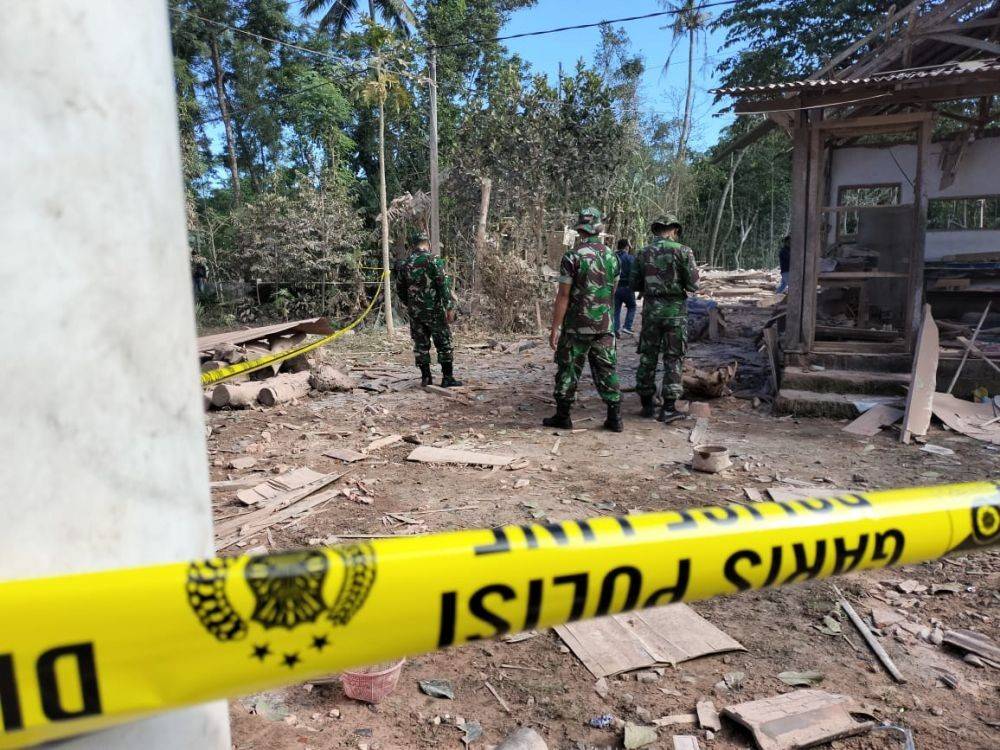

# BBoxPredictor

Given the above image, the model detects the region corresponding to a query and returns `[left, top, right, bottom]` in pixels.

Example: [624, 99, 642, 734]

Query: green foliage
[713, 1, 898, 95]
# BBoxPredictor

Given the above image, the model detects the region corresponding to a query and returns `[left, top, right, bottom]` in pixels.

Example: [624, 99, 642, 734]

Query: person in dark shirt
[777, 235, 791, 293]
[613, 239, 637, 335]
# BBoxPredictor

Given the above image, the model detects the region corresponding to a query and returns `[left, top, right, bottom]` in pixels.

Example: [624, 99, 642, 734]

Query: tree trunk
[258, 372, 311, 407]
[208, 33, 241, 204]
[378, 96, 395, 336]
[472, 176, 492, 312]
[211, 381, 262, 409]
[707, 150, 744, 268]
[677, 28, 695, 166]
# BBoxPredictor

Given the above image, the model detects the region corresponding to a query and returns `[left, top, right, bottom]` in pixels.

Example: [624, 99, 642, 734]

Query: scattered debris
[418, 679, 455, 699]
[696, 700, 721, 732]
[653, 713, 696, 727]
[623, 722, 657, 749]
[236, 467, 325, 505]
[483, 681, 510, 713]
[589, 715, 614, 729]
[672, 737, 701, 750]
[920, 443, 955, 456]
[777, 670, 824, 687]
[688, 419, 708, 445]
[842, 404, 904, 437]
[942, 629, 1000, 667]
[406, 446, 516, 467]
[324, 447, 368, 463]
[365, 434, 403, 452]
[593, 677, 609, 698]
[460, 719, 483, 746]
[683, 362, 738, 399]
[816, 615, 842, 636]
[901, 304, 938, 444]
[554, 604, 744, 679]
[495, 727, 547, 750]
[931, 393, 1000, 444]
[722, 690, 875, 750]
[227, 456, 258, 470]
[832, 585, 906, 683]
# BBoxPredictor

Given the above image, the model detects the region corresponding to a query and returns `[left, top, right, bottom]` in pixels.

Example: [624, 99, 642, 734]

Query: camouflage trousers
[553, 331, 621, 405]
[636, 315, 687, 400]
[409, 316, 453, 367]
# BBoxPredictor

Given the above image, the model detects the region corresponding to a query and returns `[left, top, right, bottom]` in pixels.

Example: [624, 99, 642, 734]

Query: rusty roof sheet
[713, 59, 1000, 97]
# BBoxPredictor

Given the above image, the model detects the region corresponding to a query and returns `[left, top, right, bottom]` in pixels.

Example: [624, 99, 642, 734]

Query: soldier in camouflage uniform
[629, 214, 699, 423]
[543, 208, 623, 432]
[395, 232, 462, 387]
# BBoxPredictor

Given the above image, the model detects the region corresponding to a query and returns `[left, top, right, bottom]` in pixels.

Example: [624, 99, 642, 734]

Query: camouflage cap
[575, 207, 604, 236]
[651, 213, 682, 231]
[409, 230, 430, 245]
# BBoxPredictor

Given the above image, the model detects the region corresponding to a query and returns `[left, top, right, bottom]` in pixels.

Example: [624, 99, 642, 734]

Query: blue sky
[500, 0, 737, 149]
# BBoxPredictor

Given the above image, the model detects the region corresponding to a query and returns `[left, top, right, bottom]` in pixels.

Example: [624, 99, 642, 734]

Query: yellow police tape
[200, 270, 388, 387]
[1, 481, 998, 747]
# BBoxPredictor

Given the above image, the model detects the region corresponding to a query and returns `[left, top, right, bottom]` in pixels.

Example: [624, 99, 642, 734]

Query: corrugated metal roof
[713, 58, 1000, 97]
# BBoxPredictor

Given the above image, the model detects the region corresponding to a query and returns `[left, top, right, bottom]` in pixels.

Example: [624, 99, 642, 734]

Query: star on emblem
[251, 644, 271, 662]
[311, 634, 330, 652]
[283, 652, 301, 669]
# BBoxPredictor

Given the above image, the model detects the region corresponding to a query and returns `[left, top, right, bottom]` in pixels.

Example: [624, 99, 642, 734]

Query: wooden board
[901, 304, 939, 444]
[406, 446, 516, 467]
[722, 690, 874, 750]
[553, 604, 744, 679]
[842, 404, 904, 437]
[931, 393, 1000, 445]
[762, 326, 780, 394]
[215, 472, 343, 542]
[197, 317, 332, 353]
[365, 434, 403, 452]
[324, 447, 369, 463]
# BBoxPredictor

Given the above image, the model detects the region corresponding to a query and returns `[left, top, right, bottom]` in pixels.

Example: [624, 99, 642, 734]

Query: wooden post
[429, 50, 441, 257]
[472, 176, 492, 313]
[377, 86, 395, 337]
[784, 113, 810, 351]
[800, 113, 825, 352]
[907, 118, 932, 349]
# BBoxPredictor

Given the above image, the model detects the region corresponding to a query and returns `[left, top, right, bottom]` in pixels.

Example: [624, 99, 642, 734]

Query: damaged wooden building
[714, 0, 1000, 417]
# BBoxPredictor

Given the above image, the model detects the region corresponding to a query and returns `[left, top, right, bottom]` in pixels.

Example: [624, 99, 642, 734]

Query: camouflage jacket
[629, 238, 699, 317]
[395, 250, 453, 320]
[559, 239, 619, 335]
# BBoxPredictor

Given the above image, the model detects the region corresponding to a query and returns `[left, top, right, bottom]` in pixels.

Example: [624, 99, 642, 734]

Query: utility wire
[427, 0, 740, 50]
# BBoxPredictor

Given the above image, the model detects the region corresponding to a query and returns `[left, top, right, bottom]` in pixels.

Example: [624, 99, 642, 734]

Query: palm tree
[302, 0, 417, 37]
[662, 1, 710, 200]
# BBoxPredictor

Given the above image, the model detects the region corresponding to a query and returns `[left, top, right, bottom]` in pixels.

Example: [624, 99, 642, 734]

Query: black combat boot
[419, 364, 433, 387]
[639, 394, 655, 418]
[542, 399, 573, 429]
[440, 362, 463, 387]
[657, 399, 686, 424]
[603, 402, 624, 432]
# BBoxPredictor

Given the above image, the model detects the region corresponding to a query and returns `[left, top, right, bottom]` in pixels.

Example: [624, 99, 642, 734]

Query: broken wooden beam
[832, 584, 906, 683]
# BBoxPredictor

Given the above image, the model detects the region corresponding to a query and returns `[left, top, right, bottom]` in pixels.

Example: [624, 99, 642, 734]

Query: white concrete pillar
[0, 1, 230, 747]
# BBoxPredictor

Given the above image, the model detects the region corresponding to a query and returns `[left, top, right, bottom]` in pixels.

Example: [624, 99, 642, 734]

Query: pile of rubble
[199, 318, 354, 410]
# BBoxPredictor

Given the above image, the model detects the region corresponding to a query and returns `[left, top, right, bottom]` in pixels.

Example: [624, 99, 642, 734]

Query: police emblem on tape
[185, 545, 376, 666]
[952, 484, 1000, 552]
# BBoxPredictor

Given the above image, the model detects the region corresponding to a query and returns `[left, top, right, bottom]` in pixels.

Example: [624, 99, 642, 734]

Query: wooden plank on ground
[553, 604, 744, 679]
[324, 447, 369, 463]
[406, 446, 516, 467]
[215, 472, 344, 540]
[217, 489, 341, 549]
[842, 404, 904, 437]
[365, 434, 403, 452]
[901, 304, 939, 444]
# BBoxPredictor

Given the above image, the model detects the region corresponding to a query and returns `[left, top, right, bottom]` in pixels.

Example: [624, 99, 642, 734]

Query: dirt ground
[206, 302, 1000, 750]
